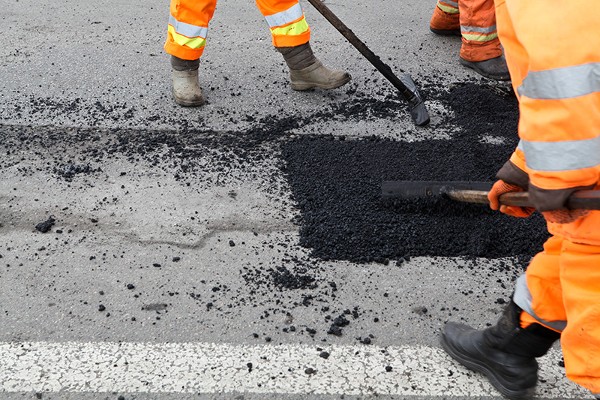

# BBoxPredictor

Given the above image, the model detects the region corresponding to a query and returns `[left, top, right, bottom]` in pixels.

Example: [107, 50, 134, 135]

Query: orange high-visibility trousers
[165, 0, 311, 61]
[431, 0, 502, 62]
[496, 0, 600, 393]
[514, 234, 600, 394]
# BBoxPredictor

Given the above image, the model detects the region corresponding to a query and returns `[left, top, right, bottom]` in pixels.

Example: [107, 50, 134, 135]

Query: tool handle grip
[448, 190, 600, 210]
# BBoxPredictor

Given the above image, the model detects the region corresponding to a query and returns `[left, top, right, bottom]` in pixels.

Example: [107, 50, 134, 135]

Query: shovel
[305, 0, 430, 127]
[381, 181, 600, 210]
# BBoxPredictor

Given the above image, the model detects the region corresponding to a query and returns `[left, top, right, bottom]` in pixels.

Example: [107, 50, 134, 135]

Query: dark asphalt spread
[2, 82, 547, 266]
[0, 80, 548, 344]
[282, 83, 548, 263]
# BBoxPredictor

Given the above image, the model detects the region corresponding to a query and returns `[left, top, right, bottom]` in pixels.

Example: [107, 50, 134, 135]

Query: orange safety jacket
[499, 0, 600, 245]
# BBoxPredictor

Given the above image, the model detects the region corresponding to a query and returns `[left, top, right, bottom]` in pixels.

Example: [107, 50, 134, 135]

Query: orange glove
[487, 180, 535, 218]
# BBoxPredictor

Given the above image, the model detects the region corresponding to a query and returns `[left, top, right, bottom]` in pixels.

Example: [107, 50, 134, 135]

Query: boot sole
[430, 27, 461, 36]
[172, 91, 205, 107]
[291, 75, 352, 91]
[459, 58, 511, 81]
[440, 334, 536, 400]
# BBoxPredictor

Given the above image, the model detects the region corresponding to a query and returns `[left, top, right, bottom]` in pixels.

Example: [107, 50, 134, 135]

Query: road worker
[165, 0, 351, 106]
[429, 0, 509, 81]
[440, 0, 600, 398]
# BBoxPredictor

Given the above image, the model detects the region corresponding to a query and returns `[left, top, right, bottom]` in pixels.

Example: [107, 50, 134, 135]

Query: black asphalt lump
[35, 216, 56, 233]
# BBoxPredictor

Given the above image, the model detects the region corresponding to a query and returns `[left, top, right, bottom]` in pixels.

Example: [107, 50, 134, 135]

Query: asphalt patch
[281, 83, 549, 262]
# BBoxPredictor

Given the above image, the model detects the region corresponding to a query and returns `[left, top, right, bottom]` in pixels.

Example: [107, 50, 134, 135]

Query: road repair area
[0, 0, 592, 399]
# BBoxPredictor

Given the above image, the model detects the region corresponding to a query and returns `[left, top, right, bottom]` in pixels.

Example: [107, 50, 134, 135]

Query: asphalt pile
[281, 83, 549, 263]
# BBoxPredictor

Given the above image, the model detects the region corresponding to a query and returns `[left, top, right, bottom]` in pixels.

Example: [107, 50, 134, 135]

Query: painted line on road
[0, 342, 587, 398]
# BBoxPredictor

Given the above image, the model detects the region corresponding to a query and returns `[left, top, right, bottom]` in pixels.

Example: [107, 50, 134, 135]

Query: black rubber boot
[430, 27, 461, 36]
[459, 55, 511, 81]
[441, 301, 560, 400]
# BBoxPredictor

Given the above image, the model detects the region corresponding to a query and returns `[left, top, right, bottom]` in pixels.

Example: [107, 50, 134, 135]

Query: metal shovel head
[381, 181, 493, 200]
[400, 73, 430, 126]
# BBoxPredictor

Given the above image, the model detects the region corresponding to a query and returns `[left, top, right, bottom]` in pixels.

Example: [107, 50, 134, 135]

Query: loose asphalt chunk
[35, 216, 56, 233]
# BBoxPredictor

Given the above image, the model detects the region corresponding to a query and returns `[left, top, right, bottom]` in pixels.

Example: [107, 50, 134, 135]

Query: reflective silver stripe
[513, 275, 567, 332]
[439, 0, 459, 7]
[517, 140, 524, 151]
[522, 136, 600, 172]
[264, 3, 303, 28]
[518, 63, 600, 100]
[169, 15, 208, 38]
[460, 25, 497, 33]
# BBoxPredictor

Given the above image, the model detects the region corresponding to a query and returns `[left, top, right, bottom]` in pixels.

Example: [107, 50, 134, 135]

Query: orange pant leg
[515, 236, 567, 332]
[430, 0, 460, 32]
[165, 0, 217, 60]
[255, 0, 310, 48]
[458, 0, 502, 62]
[559, 239, 600, 394]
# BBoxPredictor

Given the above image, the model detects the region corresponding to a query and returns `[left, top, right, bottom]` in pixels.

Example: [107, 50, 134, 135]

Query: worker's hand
[542, 209, 589, 224]
[529, 183, 595, 224]
[488, 180, 535, 218]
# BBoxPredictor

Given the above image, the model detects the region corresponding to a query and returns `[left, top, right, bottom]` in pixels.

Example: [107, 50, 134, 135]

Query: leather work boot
[170, 56, 205, 107]
[459, 55, 511, 81]
[441, 300, 560, 400]
[278, 42, 351, 91]
[430, 6, 461, 36]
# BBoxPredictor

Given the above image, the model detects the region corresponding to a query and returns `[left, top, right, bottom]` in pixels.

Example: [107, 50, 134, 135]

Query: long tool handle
[305, 0, 429, 126]
[447, 190, 600, 210]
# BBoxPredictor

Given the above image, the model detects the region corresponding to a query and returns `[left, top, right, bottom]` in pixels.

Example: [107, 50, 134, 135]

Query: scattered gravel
[1, 79, 538, 345]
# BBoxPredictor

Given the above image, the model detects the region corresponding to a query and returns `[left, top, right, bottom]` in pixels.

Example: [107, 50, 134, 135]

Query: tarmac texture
[0, 0, 593, 399]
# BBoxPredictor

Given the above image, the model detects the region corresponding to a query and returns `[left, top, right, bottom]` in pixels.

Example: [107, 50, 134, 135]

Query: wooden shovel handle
[446, 190, 600, 210]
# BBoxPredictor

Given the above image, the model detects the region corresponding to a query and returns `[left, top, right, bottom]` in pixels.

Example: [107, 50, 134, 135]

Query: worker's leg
[514, 235, 567, 333]
[255, 0, 351, 91]
[559, 238, 600, 394]
[429, 0, 460, 36]
[165, 0, 216, 60]
[164, 0, 217, 106]
[457, 0, 508, 80]
[441, 236, 562, 399]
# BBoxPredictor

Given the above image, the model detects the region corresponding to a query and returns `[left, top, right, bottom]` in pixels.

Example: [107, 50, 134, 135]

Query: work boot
[170, 56, 205, 107]
[459, 55, 511, 81]
[278, 42, 351, 91]
[430, 6, 461, 36]
[441, 300, 560, 400]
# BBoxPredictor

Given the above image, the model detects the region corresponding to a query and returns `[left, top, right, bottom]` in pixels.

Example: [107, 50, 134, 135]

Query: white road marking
[0, 342, 588, 398]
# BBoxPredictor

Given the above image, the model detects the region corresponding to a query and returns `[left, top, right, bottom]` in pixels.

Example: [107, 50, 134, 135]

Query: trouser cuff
[171, 56, 200, 71]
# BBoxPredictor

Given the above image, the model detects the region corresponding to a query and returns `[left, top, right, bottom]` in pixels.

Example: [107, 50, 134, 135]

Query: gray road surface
[0, 0, 592, 399]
